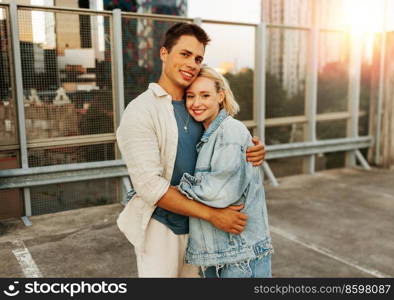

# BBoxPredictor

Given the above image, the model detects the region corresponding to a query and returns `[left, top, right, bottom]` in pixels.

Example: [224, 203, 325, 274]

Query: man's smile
[180, 70, 194, 80]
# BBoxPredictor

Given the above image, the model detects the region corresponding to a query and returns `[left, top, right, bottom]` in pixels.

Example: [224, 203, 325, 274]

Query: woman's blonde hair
[198, 65, 240, 116]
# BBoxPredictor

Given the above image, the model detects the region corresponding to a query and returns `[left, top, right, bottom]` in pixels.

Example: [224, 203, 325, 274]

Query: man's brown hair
[162, 22, 210, 52]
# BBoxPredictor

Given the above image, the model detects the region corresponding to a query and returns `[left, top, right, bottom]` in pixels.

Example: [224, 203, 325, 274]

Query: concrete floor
[0, 167, 393, 278]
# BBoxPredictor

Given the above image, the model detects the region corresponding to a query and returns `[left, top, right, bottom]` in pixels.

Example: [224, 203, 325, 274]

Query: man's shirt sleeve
[116, 105, 170, 206]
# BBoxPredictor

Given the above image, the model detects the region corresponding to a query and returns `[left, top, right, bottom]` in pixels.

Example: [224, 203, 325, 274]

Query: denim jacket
[178, 109, 273, 266]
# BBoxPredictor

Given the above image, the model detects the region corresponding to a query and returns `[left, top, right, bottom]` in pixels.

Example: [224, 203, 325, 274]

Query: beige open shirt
[116, 83, 178, 252]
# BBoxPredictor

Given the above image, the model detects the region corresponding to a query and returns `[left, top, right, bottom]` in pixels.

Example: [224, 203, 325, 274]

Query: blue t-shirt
[151, 99, 203, 234]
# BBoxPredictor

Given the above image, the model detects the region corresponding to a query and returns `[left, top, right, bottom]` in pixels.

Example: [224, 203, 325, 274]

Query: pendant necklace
[174, 107, 190, 132]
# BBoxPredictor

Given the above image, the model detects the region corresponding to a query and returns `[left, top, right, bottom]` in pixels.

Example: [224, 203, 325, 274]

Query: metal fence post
[255, 22, 278, 186]
[111, 8, 126, 202]
[375, 0, 388, 165]
[255, 22, 266, 143]
[346, 33, 362, 167]
[112, 8, 125, 129]
[303, 0, 318, 174]
[9, 2, 32, 222]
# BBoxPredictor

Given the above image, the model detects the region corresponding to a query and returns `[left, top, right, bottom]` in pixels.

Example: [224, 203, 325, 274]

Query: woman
[177, 66, 273, 278]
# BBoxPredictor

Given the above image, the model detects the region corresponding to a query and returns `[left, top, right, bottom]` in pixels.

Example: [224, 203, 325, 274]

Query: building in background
[262, 0, 309, 97]
[103, 0, 187, 102]
[261, 0, 349, 97]
[2, 0, 187, 99]
[55, 0, 81, 55]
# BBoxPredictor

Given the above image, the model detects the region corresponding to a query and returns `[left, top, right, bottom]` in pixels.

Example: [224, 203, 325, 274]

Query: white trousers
[135, 218, 200, 278]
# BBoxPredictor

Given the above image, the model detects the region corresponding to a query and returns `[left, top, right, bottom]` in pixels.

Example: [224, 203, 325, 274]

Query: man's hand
[207, 204, 248, 234]
[158, 188, 248, 234]
[246, 136, 266, 166]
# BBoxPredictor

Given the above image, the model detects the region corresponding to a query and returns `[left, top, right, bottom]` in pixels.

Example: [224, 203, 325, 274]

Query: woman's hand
[246, 136, 266, 166]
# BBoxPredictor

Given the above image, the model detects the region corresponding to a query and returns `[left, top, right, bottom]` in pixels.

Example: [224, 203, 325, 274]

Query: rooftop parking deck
[0, 167, 393, 278]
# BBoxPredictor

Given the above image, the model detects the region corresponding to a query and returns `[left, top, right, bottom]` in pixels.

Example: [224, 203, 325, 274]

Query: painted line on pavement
[12, 239, 43, 278]
[271, 226, 390, 278]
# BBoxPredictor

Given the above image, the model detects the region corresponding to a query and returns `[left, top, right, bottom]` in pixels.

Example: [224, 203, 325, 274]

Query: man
[116, 23, 265, 278]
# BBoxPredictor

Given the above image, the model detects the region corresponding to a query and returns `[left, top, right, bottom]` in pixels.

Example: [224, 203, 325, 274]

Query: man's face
[160, 35, 205, 89]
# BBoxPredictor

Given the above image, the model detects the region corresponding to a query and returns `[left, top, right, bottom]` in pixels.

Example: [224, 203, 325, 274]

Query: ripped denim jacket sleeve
[178, 143, 249, 208]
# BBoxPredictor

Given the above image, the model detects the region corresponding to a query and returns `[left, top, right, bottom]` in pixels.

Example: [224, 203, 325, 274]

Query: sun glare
[342, 0, 385, 35]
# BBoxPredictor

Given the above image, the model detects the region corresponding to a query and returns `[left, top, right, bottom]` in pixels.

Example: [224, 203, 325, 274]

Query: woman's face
[186, 76, 224, 129]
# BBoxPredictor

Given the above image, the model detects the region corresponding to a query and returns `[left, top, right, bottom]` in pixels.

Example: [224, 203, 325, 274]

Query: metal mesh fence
[314, 31, 349, 170]
[266, 124, 305, 145]
[317, 119, 347, 140]
[122, 16, 181, 106]
[322, 151, 346, 170]
[384, 31, 394, 111]
[0, 150, 22, 219]
[16, 7, 118, 216]
[17, 8, 114, 142]
[28, 143, 115, 167]
[268, 155, 309, 178]
[317, 31, 350, 114]
[0, 7, 18, 146]
[262, 0, 311, 27]
[30, 178, 118, 215]
[265, 27, 308, 147]
[0, 188, 23, 219]
[0, 3, 383, 218]
[265, 28, 308, 118]
[359, 34, 379, 137]
[201, 22, 255, 121]
[0, 150, 19, 170]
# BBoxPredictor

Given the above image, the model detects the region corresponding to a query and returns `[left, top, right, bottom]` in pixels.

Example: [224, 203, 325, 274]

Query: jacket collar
[149, 83, 170, 98]
[200, 109, 229, 143]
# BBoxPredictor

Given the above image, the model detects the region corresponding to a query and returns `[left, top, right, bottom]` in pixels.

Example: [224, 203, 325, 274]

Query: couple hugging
[117, 22, 273, 278]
